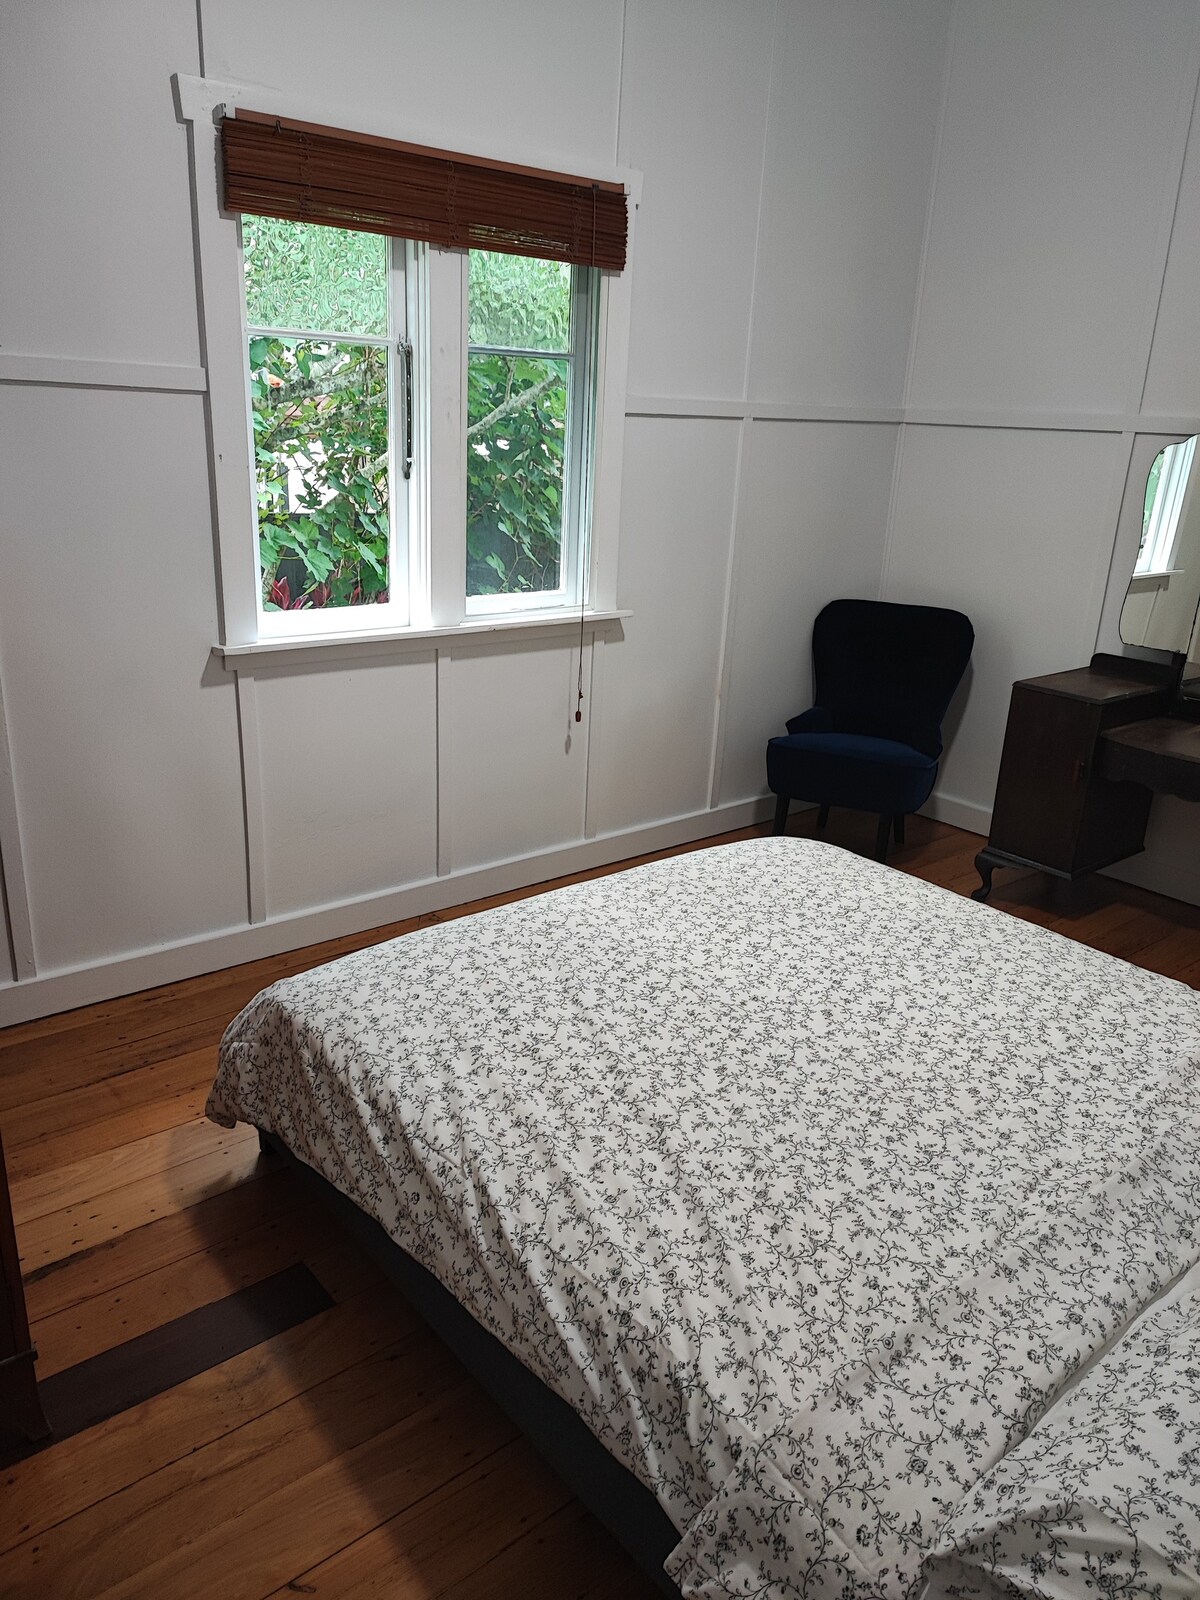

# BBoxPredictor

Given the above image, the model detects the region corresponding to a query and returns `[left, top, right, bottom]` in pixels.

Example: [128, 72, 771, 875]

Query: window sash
[464, 262, 598, 618]
[244, 230, 412, 635]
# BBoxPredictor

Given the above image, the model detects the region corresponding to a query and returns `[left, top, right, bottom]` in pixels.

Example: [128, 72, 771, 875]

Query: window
[466, 250, 598, 614]
[243, 218, 411, 632]
[177, 89, 635, 654]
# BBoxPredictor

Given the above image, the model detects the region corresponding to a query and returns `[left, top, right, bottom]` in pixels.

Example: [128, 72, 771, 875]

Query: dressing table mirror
[974, 436, 1200, 901]
[1118, 435, 1200, 658]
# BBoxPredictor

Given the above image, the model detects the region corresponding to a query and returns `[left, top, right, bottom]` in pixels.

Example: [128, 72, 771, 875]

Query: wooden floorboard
[28, 1202, 364, 1376]
[1, 1291, 418, 1555]
[1, 812, 1198, 1597]
[2, 1049, 218, 1178]
[2, 1264, 333, 1467]
[15, 1126, 267, 1274]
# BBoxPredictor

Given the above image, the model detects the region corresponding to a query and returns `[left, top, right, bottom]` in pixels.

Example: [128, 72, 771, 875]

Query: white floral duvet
[207, 838, 1200, 1597]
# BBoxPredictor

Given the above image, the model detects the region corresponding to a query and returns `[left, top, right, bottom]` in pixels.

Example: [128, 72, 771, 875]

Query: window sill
[1129, 570, 1184, 593]
[212, 608, 631, 669]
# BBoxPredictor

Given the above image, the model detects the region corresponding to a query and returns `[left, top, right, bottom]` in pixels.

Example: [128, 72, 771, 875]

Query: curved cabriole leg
[816, 804, 830, 832]
[772, 793, 790, 835]
[972, 853, 995, 902]
[893, 814, 905, 845]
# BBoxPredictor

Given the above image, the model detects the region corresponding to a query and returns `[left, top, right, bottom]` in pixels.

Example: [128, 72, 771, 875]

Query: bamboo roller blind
[221, 110, 628, 271]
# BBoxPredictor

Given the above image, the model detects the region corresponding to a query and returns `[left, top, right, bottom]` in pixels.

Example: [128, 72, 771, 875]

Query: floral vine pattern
[207, 839, 1200, 1597]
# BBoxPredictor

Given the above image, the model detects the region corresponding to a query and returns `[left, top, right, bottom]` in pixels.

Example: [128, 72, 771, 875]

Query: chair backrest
[812, 598, 974, 758]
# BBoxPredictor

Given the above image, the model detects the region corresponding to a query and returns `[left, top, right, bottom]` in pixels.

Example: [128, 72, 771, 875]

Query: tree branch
[466, 373, 559, 440]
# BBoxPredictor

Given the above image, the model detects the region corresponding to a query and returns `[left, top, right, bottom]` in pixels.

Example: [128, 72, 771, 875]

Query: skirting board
[919, 789, 992, 836]
[0, 786, 1002, 1028]
[0, 795, 784, 1027]
[1099, 849, 1200, 909]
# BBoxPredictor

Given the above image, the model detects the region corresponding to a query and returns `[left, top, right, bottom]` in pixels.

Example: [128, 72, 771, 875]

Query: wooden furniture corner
[0, 1128, 51, 1443]
[973, 653, 1183, 901]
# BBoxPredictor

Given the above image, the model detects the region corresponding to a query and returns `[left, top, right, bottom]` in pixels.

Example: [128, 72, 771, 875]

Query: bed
[207, 836, 1200, 1597]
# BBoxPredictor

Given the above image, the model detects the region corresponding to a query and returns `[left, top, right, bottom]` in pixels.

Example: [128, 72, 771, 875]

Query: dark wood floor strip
[0, 1263, 331, 1467]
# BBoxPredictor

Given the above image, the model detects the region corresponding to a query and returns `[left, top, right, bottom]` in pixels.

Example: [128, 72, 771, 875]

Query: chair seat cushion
[766, 730, 939, 815]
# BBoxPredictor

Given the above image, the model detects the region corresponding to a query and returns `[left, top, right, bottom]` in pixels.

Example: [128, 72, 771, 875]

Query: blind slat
[221, 113, 627, 272]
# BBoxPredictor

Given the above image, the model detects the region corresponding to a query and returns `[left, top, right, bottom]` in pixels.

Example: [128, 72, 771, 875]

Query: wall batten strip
[233, 671, 267, 925]
[708, 416, 752, 812]
[1128, 23, 1200, 417]
[436, 649, 453, 877]
[0, 355, 207, 393]
[0, 668, 35, 980]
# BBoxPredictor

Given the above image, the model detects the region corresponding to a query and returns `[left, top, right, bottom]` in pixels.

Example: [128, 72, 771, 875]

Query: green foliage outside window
[246, 218, 391, 610]
[245, 219, 587, 611]
[467, 250, 576, 599]
[250, 337, 390, 610]
[467, 352, 567, 596]
[244, 218, 387, 337]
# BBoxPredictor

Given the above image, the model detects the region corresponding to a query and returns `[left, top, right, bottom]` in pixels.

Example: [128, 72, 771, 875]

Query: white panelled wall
[886, 0, 1200, 899]
[4, 0, 1200, 1022]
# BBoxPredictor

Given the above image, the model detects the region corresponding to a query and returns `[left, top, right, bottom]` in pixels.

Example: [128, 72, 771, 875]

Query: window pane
[468, 250, 571, 350]
[249, 337, 391, 610]
[243, 218, 388, 337]
[466, 353, 567, 597]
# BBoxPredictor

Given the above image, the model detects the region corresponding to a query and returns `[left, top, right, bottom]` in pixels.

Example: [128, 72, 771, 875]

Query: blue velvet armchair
[766, 599, 974, 861]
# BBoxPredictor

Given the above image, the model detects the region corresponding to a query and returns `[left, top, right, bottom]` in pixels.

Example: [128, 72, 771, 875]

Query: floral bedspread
[921, 1265, 1200, 1598]
[207, 838, 1200, 1597]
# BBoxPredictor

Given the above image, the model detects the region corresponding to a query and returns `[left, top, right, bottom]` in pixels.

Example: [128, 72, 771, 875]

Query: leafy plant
[467, 353, 567, 596]
[468, 251, 571, 349]
[244, 217, 387, 336]
[250, 337, 390, 609]
[466, 251, 575, 598]
[245, 229, 586, 609]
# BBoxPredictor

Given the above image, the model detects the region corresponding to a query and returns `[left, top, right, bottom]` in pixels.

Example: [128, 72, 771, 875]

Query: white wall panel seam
[583, 635, 602, 840]
[899, 0, 958, 418]
[878, 423, 908, 603]
[739, 0, 780, 406]
[0, 356, 207, 393]
[233, 670, 267, 924]
[0, 665, 35, 981]
[582, 633, 598, 844]
[436, 648, 453, 877]
[882, 1, 957, 606]
[1092, 432, 1141, 657]
[1128, 23, 1200, 417]
[613, 0, 627, 167]
[708, 415, 752, 810]
[1080, 433, 1144, 667]
[624, 399, 1200, 433]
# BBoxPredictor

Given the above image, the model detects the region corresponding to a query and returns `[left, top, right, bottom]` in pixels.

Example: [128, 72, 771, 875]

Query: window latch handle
[399, 339, 414, 480]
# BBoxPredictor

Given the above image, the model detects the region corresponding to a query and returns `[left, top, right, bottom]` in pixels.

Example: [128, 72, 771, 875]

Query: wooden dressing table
[973, 653, 1200, 900]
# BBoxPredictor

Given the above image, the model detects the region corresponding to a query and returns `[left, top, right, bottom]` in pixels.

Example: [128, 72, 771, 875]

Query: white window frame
[173, 73, 638, 659]
[464, 258, 598, 621]
[244, 231, 416, 637]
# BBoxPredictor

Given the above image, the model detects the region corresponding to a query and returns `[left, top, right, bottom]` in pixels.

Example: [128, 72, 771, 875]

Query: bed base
[259, 1129, 682, 1597]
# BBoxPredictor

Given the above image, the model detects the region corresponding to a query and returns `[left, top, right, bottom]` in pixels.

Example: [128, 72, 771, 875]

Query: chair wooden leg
[893, 814, 905, 845]
[874, 813, 891, 862]
[772, 794, 790, 835]
[816, 804, 830, 832]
